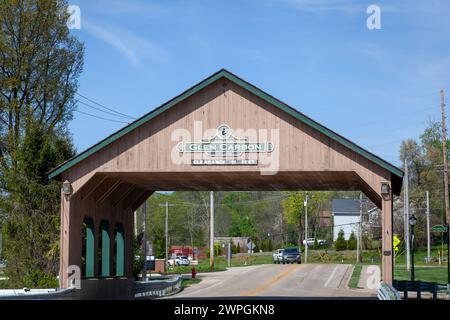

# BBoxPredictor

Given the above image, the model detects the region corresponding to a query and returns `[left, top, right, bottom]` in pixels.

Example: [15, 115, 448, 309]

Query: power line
[75, 110, 130, 124]
[76, 99, 134, 120]
[76, 92, 136, 120]
[150, 194, 292, 208]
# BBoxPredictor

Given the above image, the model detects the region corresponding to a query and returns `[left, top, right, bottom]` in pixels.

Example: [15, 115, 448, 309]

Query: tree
[132, 233, 145, 279]
[335, 229, 347, 251]
[282, 191, 329, 247]
[400, 139, 424, 187]
[347, 231, 357, 250]
[0, 0, 83, 288]
[223, 192, 256, 237]
[395, 120, 448, 248]
[282, 192, 306, 246]
[313, 238, 319, 250]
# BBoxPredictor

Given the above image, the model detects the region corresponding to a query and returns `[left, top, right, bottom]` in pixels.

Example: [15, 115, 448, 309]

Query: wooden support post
[381, 183, 394, 284]
[59, 188, 71, 288]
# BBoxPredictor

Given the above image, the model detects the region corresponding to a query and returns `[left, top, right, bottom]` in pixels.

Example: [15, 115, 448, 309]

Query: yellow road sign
[393, 235, 400, 253]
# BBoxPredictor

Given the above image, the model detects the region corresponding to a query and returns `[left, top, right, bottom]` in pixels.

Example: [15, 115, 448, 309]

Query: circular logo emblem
[217, 125, 231, 139]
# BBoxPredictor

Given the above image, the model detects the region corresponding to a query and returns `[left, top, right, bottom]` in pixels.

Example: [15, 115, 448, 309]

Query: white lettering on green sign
[177, 125, 274, 157]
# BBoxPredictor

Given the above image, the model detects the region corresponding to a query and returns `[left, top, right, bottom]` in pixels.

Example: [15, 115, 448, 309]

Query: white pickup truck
[303, 238, 327, 247]
[272, 249, 284, 264]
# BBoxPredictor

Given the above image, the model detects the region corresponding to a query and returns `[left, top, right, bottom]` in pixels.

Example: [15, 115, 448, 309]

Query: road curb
[343, 264, 355, 289]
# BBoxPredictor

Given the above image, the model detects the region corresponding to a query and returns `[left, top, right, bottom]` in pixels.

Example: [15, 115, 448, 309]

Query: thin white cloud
[284, 0, 361, 13]
[91, 0, 171, 17]
[83, 20, 169, 66]
[282, 0, 398, 14]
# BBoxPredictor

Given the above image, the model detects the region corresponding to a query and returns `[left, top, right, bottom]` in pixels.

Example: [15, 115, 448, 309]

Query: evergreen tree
[0, 0, 83, 288]
[313, 238, 319, 250]
[335, 229, 347, 251]
[347, 231, 357, 250]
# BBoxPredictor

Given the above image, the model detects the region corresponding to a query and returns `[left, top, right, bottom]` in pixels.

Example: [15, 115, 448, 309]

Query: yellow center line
[240, 265, 299, 296]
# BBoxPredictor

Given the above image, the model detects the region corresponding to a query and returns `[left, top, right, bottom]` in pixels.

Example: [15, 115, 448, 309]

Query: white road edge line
[324, 265, 339, 288]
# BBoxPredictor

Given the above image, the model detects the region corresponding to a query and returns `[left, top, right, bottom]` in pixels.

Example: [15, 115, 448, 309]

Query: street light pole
[159, 202, 175, 266]
[404, 159, 410, 271]
[357, 193, 362, 263]
[165, 201, 169, 263]
[409, 214, 417, 282]
[210, 191, 215, 271]
[426, 191, 431, 263]
[142, 200, 148, 281]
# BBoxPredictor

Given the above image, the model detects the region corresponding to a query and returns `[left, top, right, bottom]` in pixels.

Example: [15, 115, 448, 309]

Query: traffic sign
[247, 241, 256, 250]
[431, 225, 449, 233]
[393, 235, 401, 253]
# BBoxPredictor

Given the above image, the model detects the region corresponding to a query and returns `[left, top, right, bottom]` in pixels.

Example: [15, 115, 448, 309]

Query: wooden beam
[94, 178, 122, 204]
[122, 188, 147, 210]
[112, 184, 136, 207]
[80, 174, 108, 200]
[131, 190, 154, 212]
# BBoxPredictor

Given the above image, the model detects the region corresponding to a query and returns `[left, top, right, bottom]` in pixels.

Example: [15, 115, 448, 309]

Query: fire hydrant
[191, 266, 197, 280]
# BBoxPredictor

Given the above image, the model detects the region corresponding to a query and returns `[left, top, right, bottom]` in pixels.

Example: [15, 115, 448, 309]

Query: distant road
[170, 264, 377, 299]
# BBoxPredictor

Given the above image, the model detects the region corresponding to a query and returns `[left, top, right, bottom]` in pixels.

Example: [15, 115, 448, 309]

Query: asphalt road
[171, 264, 377, 299]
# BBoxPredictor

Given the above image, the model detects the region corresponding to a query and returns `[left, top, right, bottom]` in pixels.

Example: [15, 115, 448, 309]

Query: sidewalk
[357, 265, 379, 289]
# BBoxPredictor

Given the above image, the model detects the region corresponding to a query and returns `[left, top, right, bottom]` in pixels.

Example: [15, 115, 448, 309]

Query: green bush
[347, 231, 357, 250]
[206, 244, 223, 258]
[268, 239, 273, 251]
[313, 238, 319, 250]
[335, 229, 347, 251]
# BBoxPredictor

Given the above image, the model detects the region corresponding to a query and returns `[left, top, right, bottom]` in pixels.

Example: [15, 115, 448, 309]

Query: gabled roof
[48, 69, 404, 187]
[332, 199, 361, 216]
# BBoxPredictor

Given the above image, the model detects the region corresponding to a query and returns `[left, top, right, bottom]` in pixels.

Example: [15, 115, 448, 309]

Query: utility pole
[210, 191, 215, 271]
[404, 159, 410, 271]
[304, 192, 308, 264]
[142, 200, 148, 281]
[134, 210, 138, 237]
[357, 193, 362, 263]
[426, 190, 431, 263]
[165, 202, 169, 263]
[440, 89, 450, 295]
[159, 202, 175, 264]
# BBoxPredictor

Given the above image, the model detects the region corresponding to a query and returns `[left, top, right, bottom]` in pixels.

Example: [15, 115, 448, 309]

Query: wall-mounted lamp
[381, 182, 390, 196]
[63, 180, 72, 196]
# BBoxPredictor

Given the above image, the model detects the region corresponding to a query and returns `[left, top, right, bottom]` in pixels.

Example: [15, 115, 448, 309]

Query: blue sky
[69, 0, 450, 166]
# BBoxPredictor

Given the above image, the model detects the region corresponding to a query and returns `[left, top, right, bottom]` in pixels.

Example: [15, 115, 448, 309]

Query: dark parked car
[281, 247, 301, 264]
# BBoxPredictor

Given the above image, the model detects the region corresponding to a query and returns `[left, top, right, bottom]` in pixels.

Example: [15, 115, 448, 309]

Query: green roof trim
[48, 69, 404, 180]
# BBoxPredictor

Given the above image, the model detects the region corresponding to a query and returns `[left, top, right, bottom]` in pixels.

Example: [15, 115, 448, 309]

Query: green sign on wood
[431, 225, 449, 233]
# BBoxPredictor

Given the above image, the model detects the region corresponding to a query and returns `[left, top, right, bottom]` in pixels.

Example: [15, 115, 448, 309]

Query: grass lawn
[394, 266, 448, 285]
[394, 244, 449, 267]
[181, 278, 202, 288]
[348, 264, 363, 288]
[301, 249, 382, 265]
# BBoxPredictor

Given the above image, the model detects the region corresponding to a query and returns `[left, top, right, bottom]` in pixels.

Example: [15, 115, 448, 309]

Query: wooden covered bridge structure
[49, 69, 403, 299]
